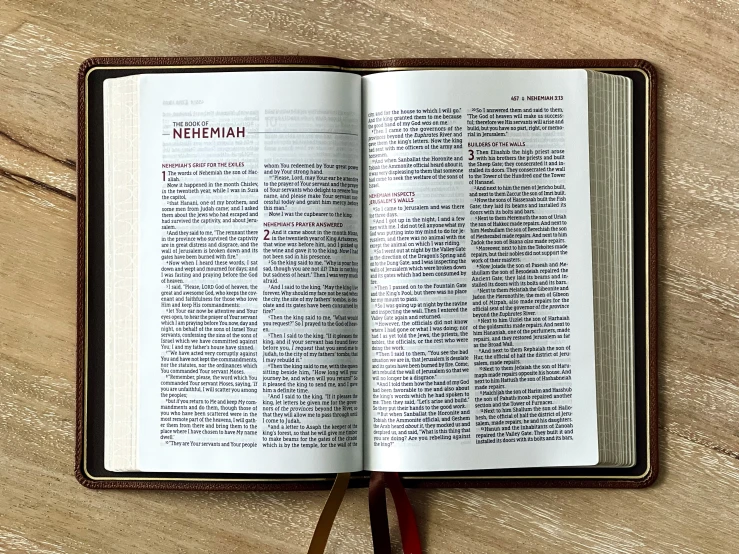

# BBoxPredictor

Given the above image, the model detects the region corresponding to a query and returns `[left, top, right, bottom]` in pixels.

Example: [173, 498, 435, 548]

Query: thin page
[363, 69, 598, 472]
[137, 71, 362, 473]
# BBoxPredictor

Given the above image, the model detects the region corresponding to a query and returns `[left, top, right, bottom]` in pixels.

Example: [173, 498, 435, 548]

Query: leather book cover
[77, 56, 657, 490]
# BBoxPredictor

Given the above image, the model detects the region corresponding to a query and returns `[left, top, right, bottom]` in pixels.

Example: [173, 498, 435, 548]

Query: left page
[136, 71, 362, 473]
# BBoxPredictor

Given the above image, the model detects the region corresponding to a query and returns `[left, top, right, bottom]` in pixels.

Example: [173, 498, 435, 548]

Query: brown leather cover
[77, 56, 658, 490]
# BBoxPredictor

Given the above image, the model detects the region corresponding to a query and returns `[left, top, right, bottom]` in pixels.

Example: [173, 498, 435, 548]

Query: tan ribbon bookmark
[307, 472, 352, 554]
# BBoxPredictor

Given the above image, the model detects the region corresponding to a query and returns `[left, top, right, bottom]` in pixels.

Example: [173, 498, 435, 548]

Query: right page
[363, 69, 598, 472]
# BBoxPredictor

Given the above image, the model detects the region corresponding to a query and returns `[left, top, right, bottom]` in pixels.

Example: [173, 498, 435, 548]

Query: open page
[136, 71, 362, 473]
[363, 69, 598, 472]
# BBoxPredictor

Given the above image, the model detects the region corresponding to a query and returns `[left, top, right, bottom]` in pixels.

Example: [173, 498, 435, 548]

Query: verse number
[468, 149, 475, 161]
[263, 229, 270, 241]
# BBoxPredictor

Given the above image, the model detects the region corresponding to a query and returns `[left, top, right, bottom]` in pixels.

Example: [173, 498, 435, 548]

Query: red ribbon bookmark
[368, 472, 423, 554]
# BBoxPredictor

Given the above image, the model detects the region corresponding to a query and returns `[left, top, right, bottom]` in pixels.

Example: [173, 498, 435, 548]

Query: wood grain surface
[0, 1, 737, 552]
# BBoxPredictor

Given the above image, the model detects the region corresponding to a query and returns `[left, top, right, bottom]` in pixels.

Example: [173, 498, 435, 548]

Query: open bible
[100, 67, 636, 476]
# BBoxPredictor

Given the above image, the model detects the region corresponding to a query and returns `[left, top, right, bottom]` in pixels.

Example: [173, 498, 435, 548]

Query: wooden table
[1, 1, 737, 552]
